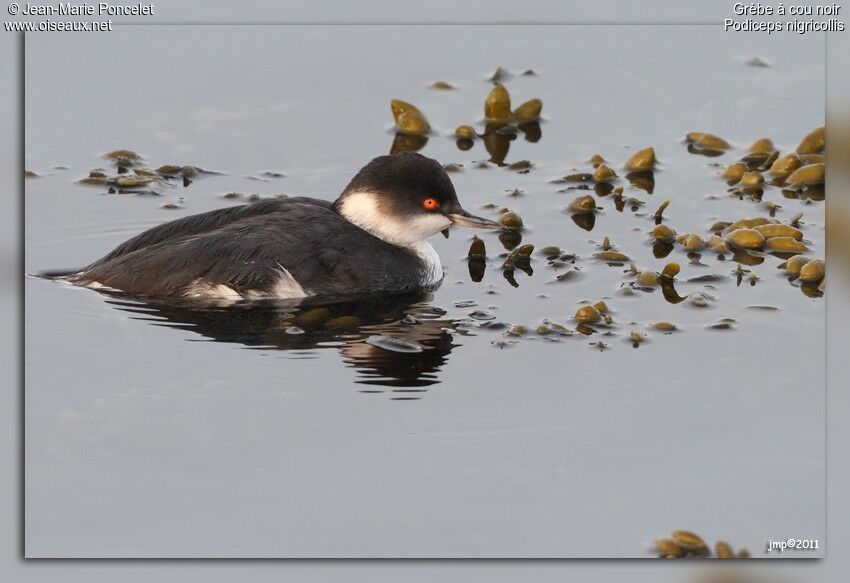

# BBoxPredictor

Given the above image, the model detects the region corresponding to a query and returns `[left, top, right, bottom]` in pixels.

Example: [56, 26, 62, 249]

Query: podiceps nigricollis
[63, 152, 499, 300]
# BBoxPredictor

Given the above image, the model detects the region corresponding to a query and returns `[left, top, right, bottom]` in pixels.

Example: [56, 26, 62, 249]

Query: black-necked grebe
[64, 153, 498, 300]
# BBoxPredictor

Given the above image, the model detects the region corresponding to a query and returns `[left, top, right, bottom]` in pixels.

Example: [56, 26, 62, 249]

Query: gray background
[3, 0, 849, 579]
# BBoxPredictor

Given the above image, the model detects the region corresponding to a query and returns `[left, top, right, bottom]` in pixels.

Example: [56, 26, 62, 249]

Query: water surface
[25, 26, 825, 557]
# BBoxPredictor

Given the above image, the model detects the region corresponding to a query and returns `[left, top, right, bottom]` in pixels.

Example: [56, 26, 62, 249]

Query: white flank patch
[270, 265, 308, 299]
[185, 267, 307, 302]
[183, 280, 244, 300]
[81, 281, 121, 293]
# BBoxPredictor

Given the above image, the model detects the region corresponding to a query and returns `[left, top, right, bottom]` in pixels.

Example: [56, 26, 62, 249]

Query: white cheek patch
[337, 190, 451, 247]
[403, 213, 453, 243]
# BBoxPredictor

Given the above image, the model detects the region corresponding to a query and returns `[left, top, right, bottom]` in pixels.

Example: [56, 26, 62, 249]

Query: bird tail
[36, 268, 80, 280]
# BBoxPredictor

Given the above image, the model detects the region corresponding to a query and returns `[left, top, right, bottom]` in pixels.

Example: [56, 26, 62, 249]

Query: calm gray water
[25, 26, 825, 557]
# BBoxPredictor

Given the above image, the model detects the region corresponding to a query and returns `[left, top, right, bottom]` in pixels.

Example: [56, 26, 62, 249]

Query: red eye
[422, 197, 440, 210]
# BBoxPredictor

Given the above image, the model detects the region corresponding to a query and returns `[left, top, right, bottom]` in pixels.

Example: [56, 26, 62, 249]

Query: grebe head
[334, 152, 498, 247]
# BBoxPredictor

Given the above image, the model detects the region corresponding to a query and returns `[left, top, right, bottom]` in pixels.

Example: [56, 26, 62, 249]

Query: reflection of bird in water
[339, 320, 456, 392]
[99, 289, 458, 393]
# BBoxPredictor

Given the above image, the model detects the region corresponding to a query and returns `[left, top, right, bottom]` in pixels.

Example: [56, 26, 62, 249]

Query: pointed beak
[445, 208, 500, 229]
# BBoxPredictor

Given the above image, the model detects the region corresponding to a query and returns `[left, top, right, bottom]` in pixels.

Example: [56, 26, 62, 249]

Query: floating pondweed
[800, 153, 825, 165]
[725, 228, 765, 250]
[467, 236, 486, 258]
[624, 147, 657, 172]
[103, 149, 141, 161]
[484, 84, 512, 121]
[728, 217, 772, 231]
[650, 322, 678, 333]
[799, 258, 825, 283]
[595, 250, 629, 262]
[765, 199, 782, 214]
[707, 235, 728, 253]
[740, 171, 764, 189]
[671, 530, 708, 553]
[686, 132, 732, 151]
[115, 176, 156, 188]
[749, 138, 776, 154]
[560, 173, 593, 183]
[498, 210, 523, 229]
[633, 262, 678, 287]
[488, 66, 511, 83]
[513, 98, 543, 123]
[688, 293, 713, 308]
[708, 221, 732, 232]
[687, 273, 728, 283]
[501, 244, 534, 270]
[653, 200, 671, 220]
[764, 242, 809, 260]
[653, 530, 749, 559]
[574, 305, 602, 325]
[653, 539, 684, 558]
[429, 80, 456, 90]
[593, 164, 617, 183]
[796, 126, 825, 154]
[589, 154, 606, 167]
[469, 310, 496, 321]
[505, 324, 528, 337]
[636, 270, 660, 287]
[714, 541, 735, 559]
[722, 162, 747, 183]
[679, 233, 705, 252]
[761, 149, 780, 171]
[651, 224, 677, 244]
[567, 195, 597, 214]
[77, 174, 107, 186]
[768, 152, 803, 178]
[754, 223, 803, 240]
[507, 160, 533, 171]
[156, 164, 181, 176]
[661, 262, 680, 279]
[786, 163, 825, 188]
[783, 254, 810, 276]
[708, 318, 736, 330]
[390, 99, 430, 136]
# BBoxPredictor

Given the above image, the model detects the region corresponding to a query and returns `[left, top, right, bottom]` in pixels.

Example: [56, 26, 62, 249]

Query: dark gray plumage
[62, 152, 498, 300]
[70, 198, 429, 297]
